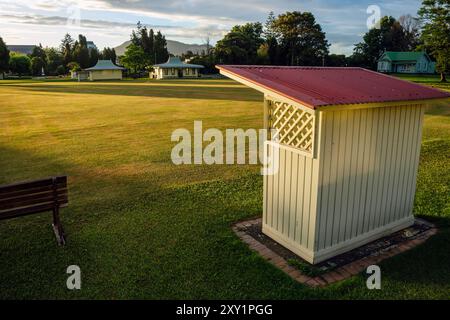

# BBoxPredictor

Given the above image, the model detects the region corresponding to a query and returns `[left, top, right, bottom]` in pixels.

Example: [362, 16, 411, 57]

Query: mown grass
[394, 73, 450, 92]
[0, 76, 449, 299]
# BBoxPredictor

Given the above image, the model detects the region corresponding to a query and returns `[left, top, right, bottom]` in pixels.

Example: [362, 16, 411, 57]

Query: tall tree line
[61, 33, 117, 70]
[418, 0, 450, 82]
[0, 33, 117, 77]
[120, 22, 169, 75]
[349, 15, 422, 69]
[202, 6, 447, 75]
[131, 23, 169, 62]
[0, 0, 448, 79]
[214, 11, 329, 66]
[0, 37, 10, 78]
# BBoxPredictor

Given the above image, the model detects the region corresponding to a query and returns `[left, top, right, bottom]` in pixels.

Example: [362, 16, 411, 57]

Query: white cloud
[0, 12, 228, 49]
[0, 0, 423, 54]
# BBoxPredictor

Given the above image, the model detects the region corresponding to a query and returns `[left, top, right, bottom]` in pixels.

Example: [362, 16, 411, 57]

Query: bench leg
[52, 207, 66, 245]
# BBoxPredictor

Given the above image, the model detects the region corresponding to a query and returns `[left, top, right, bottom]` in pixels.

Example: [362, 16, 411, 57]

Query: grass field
[0, 77, 449, 299]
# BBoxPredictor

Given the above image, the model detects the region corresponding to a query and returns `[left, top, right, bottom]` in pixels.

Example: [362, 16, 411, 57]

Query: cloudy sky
[0, 0, 422, 55]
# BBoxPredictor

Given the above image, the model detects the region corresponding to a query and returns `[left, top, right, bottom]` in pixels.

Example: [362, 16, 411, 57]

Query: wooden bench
[0, 176, 68, 245]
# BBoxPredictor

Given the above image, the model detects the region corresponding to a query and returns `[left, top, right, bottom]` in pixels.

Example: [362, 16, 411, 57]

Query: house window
[163, 69, 168, 75]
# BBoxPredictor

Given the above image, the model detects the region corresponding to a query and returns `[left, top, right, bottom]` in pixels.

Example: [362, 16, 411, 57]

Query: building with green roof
[151, 57, 204, 79]
[84, 60, 125, 81]
[377, 51, 436, 74]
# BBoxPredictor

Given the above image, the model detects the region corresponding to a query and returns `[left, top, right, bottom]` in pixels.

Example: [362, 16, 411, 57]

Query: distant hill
[114, 40, 208, 57]
[7, 45, 36, 55]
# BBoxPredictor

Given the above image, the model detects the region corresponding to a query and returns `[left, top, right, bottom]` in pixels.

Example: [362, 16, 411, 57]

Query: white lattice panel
[268, 100, 315, 154]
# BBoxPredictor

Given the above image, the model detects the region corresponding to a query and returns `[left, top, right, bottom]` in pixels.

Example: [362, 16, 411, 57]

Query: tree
[100, 47, 117, 63]
[215, 22, 264, 64]
[154, 31, 169, 64]
[30, 44, 47, 73]
[31, 44, 46, 60]
[140, 26, 153, 65]
[67, 61, 81, 72]
[271, 11, 329, 66]
[189, 54, 217, 74]
[264, 11, 277, 39]
[60, 33, 74, 65]
[9, 52, 31, 76]
[257, 43, 270, 64]
[74, 45, 89, 68]
[204, 36, 212, 56]
[45, 47, 64, 75]
[181, 50, 195, 61]
[419, 0, 450, 82]
[31, 57, 45, 76]
[215, 31, 253, 64]
[148, 28, 155, 63]
[127, 23, 169, 66]
[399, 14, 422, 50]
[73, 34, 90, 68]
[0, 37, 9, 77]
[131, 21, 143, 46]
[56, 65, 66, 76]
[263, 11, 280, 64]
[265, 36, 279, 65]
[78, 34, 87, 47]
[350, 16, 422, 69]
[120, 43, 147, 75]
[89, 48, 99, 67]
[326, 54, 348, 67]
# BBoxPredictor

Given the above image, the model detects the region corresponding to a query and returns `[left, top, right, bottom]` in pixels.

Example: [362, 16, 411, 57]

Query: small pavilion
[84, 60, 125, 81]
[218, 65, 450, 264]
[151, 57, 204, 79]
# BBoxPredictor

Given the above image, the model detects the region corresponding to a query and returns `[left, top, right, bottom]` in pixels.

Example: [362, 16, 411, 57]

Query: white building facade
[151, 57, 204, 79]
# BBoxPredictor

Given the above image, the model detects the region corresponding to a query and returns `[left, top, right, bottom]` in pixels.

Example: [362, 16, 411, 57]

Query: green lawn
[0, 77, 449, 299]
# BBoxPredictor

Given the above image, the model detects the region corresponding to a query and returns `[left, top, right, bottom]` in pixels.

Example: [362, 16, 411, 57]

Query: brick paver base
[232, 218, 437, 288]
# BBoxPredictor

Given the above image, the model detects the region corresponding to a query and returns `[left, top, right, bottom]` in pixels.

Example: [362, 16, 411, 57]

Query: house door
[178, 69, 183, 78]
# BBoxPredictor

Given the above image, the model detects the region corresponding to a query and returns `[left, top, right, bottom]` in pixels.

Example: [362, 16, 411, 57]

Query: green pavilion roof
[380, 51, 429, 62]
[85, 60, 125, 71]
[154, 57, 204, 69]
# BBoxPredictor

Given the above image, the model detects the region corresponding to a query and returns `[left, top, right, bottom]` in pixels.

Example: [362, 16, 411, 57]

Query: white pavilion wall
[263, 102, 425, 263]
[89, 70, 122, 81]
[263, 142, 321, 261]
[313, 104, 425, 261]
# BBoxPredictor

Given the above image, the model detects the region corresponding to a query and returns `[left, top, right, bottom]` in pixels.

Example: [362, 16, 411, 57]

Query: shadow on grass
[0, 144, 173, 298]
[3, 83, 263, 102]
[1, 133, 449, 298]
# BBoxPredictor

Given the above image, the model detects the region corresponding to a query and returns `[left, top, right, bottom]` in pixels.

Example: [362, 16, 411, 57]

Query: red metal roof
[217, 65, 450, 109]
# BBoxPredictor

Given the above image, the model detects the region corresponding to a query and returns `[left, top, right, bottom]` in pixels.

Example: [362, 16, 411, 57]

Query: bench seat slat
[0, 203, 60, 220]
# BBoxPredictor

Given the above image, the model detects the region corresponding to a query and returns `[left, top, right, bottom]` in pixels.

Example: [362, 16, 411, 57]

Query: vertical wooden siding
[264, 142, 320, 251]
[315, 105, 425, 250]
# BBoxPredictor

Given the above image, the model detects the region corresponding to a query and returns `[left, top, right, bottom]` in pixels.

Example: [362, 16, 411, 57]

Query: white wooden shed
[84, 60, 125, 81]
[218, 65, 450, 264]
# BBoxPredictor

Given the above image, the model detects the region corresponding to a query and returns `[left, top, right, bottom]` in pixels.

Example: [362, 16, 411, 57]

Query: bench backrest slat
[0, 176, 68, 220]
[0, 176, 67, 194]
[0, 192, 68, 211]
[0, 183, 67, 201]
